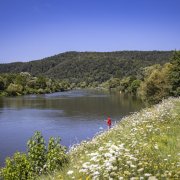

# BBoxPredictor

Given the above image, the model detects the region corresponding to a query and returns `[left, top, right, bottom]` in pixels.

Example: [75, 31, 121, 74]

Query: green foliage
[26, 78, 37, 89]
[47, 98, 180, 179]
[15, 72, 31, 88]
[46, 137, 68, 172]
[0, 152, 33, 180]
[108, 78, 121, 89]
[102, 51, 179, 103]
[119, 76, 136, 93]
[102, 77, 141, 95]
[128, 79, 141, 94]
[0, 51, 173, 84]
[0, 73, 70, 96]
[3, 74, 16, 88]
[0, 51, 179, 102]
[169, 51, 180, 96]
[138, 63, 172, 104]
[6, 83, 23, 96]
[0, 76, 5, 90]
[137, 51, 180, 104]
[58, 80, 70, 91]
[27, 131, 47, 174]
[0, 131, 68, 180]
[36, 76, 47, 89]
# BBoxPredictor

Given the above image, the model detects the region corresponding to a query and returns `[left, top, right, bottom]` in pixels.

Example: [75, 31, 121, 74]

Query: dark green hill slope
[0, 51, 173, 83]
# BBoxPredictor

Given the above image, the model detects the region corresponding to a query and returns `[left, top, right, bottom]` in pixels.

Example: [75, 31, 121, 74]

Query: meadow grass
[41, 97, 180, 180]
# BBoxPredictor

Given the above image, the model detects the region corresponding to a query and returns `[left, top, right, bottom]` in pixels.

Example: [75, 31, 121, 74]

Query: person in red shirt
[107, 117, 112, 129]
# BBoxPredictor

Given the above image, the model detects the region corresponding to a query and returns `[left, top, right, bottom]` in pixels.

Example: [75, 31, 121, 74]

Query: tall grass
[42, 97, 180, 179]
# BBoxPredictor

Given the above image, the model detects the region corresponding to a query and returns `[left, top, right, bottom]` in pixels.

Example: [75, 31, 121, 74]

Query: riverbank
[42, 97, 180, 179]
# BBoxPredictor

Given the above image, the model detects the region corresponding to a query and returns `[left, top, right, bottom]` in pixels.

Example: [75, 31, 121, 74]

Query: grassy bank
[42, 97, 180, 180]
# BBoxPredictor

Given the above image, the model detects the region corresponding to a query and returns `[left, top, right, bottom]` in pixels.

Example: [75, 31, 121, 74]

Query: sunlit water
[0, 89, 144, 166]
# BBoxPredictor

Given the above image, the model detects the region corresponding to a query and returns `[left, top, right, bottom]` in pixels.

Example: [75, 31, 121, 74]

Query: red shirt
[107, 118, 111, 126]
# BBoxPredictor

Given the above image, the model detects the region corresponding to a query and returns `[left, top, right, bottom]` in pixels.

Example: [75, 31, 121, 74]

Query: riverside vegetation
[100, 51, 180, 104]
[0, 51, 180, 179]
[0, 132, 68, 180]
[0, 72, 71, 96]
[0, 51, 179, 104]
[0, 97, 179, 179]
[43, 97, 180, 179]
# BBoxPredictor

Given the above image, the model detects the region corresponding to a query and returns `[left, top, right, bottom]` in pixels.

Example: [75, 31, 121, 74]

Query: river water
[0, 89, 144, 166]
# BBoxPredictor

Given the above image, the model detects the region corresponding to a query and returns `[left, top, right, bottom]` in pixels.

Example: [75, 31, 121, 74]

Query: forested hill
[0, 51, 173, 83]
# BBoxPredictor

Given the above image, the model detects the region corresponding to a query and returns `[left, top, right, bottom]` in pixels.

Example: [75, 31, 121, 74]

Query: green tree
[36, 76, 47, 89]
[26, 78, 37, 89]
[119, 76, 135, 93]
[15, 72, 31, 87]
[3, 73, 16, 88]
[138, 63, 172, 104]
[6, 83, 23, 96]
[108, 78, 121, 89]
[129, 79, 141, 95]
[169, 51, 180, 96]
[0, 76, 5, 90]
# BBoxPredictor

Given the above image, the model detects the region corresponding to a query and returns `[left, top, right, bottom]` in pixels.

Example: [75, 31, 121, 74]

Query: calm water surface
[0, 89, 144, 166]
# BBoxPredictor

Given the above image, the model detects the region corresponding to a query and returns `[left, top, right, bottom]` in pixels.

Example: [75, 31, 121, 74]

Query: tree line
[102, 51, 180, 104]
[0, 50, 179, 104]
[0, 51, 173, 83]
[0, 72, 70, 96]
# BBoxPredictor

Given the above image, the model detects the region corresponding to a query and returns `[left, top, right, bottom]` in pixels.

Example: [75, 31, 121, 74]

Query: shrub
[46, 137, 68, 172]
[0, 76, 5, 90]
[129, 79, 141, 94]
[169, 51, 180, 96]
[6, 83, 23, 96]
[0, 152, 33, 180]
[0, 131, 68, 180]
[138, 63, 172, 104]
[27, 131, 47, 175]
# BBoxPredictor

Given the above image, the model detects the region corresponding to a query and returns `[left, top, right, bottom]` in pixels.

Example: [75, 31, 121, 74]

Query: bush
[46, 137, 68, 172]
[0, 152, 33, 180]
[169, 51, 180, 96]
[6, 83, 23, 96]
[0, 76, 5, 90]
[129, 79, 141, 95]
[37, 88, 45, 94]
[138, 63, 172, 104]
[0, 131, 68, 180]
[27, 131, 47, 175]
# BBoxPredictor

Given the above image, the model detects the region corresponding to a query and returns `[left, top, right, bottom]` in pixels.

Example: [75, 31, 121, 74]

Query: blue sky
[0, 0, 180, 62]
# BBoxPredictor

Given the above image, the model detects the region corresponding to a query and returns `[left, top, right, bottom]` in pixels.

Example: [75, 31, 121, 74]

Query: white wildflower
[148, 176, 158, 180]
[154, 144, 159, 150]
[130, 164, 136, 168]
[67, 170, 74, 175]
[89, 152, 99, 156]
[98, 147, 104, 151]
[104, 153, 113, 158]
[92, 171, 100, 176]
[79, 169, 88, 173]
[144, 173, 151, 177]
[137, 168, 144, 172]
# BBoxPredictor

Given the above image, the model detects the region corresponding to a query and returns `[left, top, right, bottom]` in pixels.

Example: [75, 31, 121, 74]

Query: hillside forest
[0, 50, 179, 104]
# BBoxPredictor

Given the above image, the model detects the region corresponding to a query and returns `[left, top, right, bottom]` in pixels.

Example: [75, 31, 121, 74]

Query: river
[0, 89, 144, 166]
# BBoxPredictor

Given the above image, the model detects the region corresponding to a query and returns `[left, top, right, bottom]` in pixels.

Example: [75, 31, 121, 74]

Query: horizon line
[0, 49, 178, 64]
